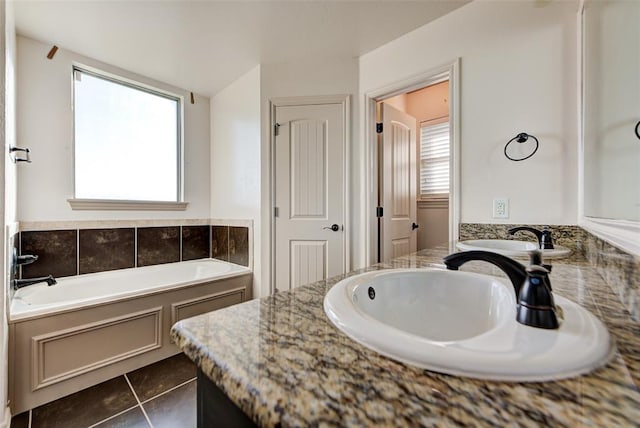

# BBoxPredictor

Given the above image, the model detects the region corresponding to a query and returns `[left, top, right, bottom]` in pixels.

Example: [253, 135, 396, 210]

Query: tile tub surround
[79, 228, 135, 274]
[171, 246, 640, 426]
[181, 225, 211, 261]
[137, 226, 181, 267]
[18, 222, 250, 278]
[459, 223, 582, 253]
[20, 229, 78, 278]
[229, 226, 249, 266]
[211, 225, 229, 262]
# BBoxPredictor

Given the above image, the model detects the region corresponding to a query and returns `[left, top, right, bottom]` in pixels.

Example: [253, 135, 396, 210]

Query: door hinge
[376, 206, 383, 218]
[274, 123, 280, 136]
[376, 123, 383, 134]
[274, 207, 279, 217]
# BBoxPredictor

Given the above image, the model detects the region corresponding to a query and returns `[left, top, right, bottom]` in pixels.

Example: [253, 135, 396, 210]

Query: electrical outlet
[493, 198, 509, 219]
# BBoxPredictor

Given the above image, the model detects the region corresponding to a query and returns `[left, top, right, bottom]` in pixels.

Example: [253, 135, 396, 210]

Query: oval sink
[456, 239, 571, 259]
[324, 269, 612, 381]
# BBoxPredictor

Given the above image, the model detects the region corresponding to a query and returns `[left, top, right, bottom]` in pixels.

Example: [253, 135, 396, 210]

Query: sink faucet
[507, 226, 555, 249]
[13, 275, 57, 289]
[443, 250, 559, 329]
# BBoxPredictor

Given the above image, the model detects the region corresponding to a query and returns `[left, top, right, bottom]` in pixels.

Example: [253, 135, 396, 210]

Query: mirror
[582, 0, 640, 222]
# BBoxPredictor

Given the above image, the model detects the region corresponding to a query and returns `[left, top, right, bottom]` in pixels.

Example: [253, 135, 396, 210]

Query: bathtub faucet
[13, 275, 57, 289]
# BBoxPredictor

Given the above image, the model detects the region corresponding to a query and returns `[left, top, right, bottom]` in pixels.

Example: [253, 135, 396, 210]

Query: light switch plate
[493, 198, 509, 219]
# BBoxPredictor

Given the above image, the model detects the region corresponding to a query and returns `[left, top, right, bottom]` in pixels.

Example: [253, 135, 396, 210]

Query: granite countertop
[170, 245, 640, 426]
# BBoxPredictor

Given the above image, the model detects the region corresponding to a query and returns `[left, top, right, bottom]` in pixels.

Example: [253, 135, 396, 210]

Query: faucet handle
[528, 250, 542, 266]
[528, 250, 552, 273]
[516, 265, 559, 329]
[17, 254, 38, 265]
[520, 265, 554, 308]
[540, 226, 555, 249]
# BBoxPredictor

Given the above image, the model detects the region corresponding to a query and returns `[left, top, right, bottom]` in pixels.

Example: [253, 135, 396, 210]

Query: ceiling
[13, 1, 470, 97]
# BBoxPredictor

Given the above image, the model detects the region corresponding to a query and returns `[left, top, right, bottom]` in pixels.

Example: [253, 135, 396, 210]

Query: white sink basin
[324, 269, 612, 381]
[456, 239, 571, 259]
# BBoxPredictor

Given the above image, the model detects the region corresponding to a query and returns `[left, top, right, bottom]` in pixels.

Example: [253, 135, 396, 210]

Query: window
[420, 121, 450, 197]
[73, 67, 181, 203]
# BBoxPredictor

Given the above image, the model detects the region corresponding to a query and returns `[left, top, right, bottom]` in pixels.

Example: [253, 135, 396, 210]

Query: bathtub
[10, 258, 250, 321]
[9, 258, 252, 414]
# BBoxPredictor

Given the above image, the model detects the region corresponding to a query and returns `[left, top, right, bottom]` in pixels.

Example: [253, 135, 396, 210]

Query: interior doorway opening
[376, 80, 450, 262]
[365, 60, 460, 265]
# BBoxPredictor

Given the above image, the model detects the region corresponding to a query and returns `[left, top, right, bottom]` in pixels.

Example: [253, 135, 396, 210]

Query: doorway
[270, 95, 350, 292]
[365, 60, 460, 265]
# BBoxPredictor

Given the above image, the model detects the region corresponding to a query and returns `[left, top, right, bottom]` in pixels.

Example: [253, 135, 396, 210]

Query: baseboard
[0, 406, 11, 428]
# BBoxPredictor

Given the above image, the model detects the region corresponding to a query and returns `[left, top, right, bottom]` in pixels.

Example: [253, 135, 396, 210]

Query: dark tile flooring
[11, 353, 197, 428]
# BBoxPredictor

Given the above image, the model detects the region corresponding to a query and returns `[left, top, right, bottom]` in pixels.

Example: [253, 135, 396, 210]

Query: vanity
[171, 244, 640, 426]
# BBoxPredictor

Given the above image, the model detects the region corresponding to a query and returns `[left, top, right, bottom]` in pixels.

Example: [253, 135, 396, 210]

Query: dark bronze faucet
[443, 250, 559, 329]
[507, 226, 555, 249]
[13, 275, 57, 289]
[12, 250, 57, 289]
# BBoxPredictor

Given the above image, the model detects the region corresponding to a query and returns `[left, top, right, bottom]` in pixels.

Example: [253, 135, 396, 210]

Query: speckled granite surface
[579, 229, 640, 322]
[459, 223, 581, 253]
[171, 245, 640, 427]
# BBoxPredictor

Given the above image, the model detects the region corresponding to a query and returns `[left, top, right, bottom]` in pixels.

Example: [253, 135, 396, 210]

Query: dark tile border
[137, 227, 181, 267]
[79, 228, 135, 274]
[229, 227, 249, 267]
[182, 225, 211, 261]
[17, 222, 251, 279]
[20, 230, 78, 279]
[211, 226, 229, 262]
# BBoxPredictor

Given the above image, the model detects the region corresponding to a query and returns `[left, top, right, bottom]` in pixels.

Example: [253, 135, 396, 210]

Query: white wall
[16, 36, 211, 221]
[210, 66, 261, 297]
[0, 0, 15, 424]
[3, 2, 13, 226]
[259, 58, 360, 290]
[360, 0, 579, 226]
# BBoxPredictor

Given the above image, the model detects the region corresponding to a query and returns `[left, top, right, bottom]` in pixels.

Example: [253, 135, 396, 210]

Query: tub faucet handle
[17, 254, 38, 265]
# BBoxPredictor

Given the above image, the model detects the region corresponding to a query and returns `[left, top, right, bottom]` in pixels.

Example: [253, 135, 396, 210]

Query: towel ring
[504, 133, 539, 162]
[635, 121, 639, 140]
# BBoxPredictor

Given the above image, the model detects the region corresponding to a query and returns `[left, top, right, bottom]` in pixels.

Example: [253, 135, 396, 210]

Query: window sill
[68, 199, 189, 211]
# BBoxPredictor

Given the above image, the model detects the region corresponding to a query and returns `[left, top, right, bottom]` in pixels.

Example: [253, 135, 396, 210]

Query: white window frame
[68, 64, 187, 211]
[419, 117, 450, 201]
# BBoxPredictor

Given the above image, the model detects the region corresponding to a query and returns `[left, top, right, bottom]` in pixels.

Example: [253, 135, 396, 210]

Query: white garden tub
[9, 258, 252, 414]
[10, 258, 250, 321]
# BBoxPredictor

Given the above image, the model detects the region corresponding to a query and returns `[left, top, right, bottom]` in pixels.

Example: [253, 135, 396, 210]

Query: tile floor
[10, 353, 197, 428]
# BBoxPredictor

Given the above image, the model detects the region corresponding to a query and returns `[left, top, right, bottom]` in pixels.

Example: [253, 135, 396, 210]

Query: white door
[381, 102, 417, 261]
[274, 102, 346, 291]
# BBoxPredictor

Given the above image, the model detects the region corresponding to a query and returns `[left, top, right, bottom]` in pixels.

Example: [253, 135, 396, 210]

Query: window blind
[420, 122, 450, 196]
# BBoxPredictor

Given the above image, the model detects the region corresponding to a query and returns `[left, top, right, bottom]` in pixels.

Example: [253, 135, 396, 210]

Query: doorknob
[323, 224, 340, 232]
[411, 223, 419, 230]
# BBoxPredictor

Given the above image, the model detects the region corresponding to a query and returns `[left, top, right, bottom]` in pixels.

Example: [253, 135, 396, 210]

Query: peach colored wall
[380, 93, 407, 114]
[405, 80, 449, 124]
[404, 81, 450, 251]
